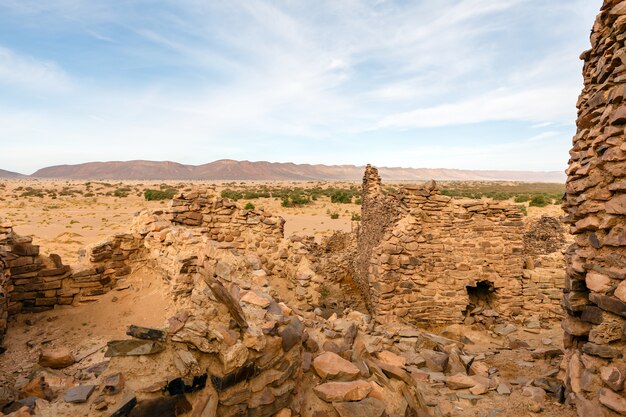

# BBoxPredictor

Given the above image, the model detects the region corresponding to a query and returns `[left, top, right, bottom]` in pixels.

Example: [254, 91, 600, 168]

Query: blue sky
[0, 0, 601, 174]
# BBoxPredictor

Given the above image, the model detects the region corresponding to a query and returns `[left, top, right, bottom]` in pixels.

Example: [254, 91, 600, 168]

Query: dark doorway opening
[464, 280, 495, 316]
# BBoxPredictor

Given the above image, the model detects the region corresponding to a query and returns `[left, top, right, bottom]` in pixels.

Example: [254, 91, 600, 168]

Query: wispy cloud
[0, 0, 603, 173]
[0, 46, 72, 92]
[375, 86, 577, 129]
[527, 131, 561, 142]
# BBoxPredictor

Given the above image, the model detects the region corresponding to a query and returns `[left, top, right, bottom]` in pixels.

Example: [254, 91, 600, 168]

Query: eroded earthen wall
[562, 1, 626, 415]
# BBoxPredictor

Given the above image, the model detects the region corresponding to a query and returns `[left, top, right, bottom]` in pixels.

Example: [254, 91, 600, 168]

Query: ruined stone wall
[362, 178, 526, 325]
[0, 220, 9, 344]
[167, 189, 284, 255]
[521, 216, 569, 320]
[0, 217, 143, 320]
[562, 1, 626, 415]
[356, 165, 401, 311]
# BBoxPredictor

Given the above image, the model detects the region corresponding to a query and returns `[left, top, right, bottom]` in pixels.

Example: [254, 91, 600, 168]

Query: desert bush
[281, 194, 310, 207]
[244, 191, 270, 199]
[20, 189, 44, 198]
[351, 212, 361, 221]
[529, 194, 551, 207]
[330, 191, 352, 204]
[113, 189, 129, 198]
[244, 202, 255, 210]
[490, 192, 512, 201]
[221, 189, 243, 201]
[517, 204, 528, 216]
[144, 188, 177, 201]
[514, 195, 530, 203]
[319, 284, 330, 298]
[330, 212, 339, 219]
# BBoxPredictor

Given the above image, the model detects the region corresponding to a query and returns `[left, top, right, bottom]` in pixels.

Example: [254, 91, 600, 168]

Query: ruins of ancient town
[0, 0, 624, 416]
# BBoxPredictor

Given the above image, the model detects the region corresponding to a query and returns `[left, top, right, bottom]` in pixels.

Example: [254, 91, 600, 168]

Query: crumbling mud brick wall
[562, 1, 626, 415]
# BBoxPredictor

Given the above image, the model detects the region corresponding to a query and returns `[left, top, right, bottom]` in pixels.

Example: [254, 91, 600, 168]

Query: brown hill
[0, 169, 26, 178]
[28, 159, 566, 182]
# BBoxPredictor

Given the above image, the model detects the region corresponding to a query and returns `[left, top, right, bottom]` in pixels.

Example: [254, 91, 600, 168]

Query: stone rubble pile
[562, 0, 626, 415]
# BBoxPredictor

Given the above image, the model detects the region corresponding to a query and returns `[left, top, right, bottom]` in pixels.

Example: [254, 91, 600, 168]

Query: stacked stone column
[562, 1, 626, 415]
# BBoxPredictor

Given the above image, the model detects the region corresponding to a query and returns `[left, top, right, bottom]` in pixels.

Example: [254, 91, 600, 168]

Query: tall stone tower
[562, 1, 626, 415]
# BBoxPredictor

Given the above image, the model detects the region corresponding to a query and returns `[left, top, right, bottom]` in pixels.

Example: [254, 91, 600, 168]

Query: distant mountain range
[0, 159, 566, 182]
[0, 169, 25, 178]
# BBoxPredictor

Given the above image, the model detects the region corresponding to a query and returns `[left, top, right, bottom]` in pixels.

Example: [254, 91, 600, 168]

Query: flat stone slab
[64, 385, 95, 403]
[105, 340, 165, 357]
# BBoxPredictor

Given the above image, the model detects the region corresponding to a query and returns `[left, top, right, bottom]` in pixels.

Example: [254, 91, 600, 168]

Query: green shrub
[20, 189, 44, 198]
[354, 197, 362, 205]
[319, 285, 330, 299]
[491, 192, 511, 201]
[517, 204, 528, 216]
[113, 188, 130, 197]
[281, 193, 310, 207]
[330, 212, 339, 219]
[330, 191, 352, 204]
[529, 194, 550, 207]
[514, 195, 530, 203]
[221, 189, 243, 201]
[244, 202, 255, 210]
[351, 212, 361, 221]
[144, 188, 177, 201]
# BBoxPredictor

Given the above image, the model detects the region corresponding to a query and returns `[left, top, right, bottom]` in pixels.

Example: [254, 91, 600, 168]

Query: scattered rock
[601, 366, 625, 392]
[63, 385, 95, 403]
[103, 373, 125, 395]
[420, 349, 449, 372]
[104, 340, 165, 357]
[496, 383, 511, 395]
[332, 397, 386, 417]
[312, 352, 360, 381]
[126, 325, 166, 341]
[38, 347, 75, 369]
[108, 394, 137, 417]
[313, 380, 372, 402]
[599, 388, 626, 415]
[446, 374, 477, 390]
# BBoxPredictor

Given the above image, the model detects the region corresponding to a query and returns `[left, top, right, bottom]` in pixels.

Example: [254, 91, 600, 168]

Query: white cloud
[374, 86, 578, 129]
[527, 131, 561, 142]
[0, 0, 603, 173]
[0, 46, 72, 93]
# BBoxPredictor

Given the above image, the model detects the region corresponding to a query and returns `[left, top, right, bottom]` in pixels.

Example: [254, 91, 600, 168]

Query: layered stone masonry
[166, 189, 284, 255]
[0, 218, 142, 321]
[357, 166, 567, 326]
[562, 1, 626, 415]
[521, 217, 569, 320]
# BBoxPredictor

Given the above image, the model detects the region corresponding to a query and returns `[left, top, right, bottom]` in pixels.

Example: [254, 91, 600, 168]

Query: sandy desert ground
[0, 179, 564, 266]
